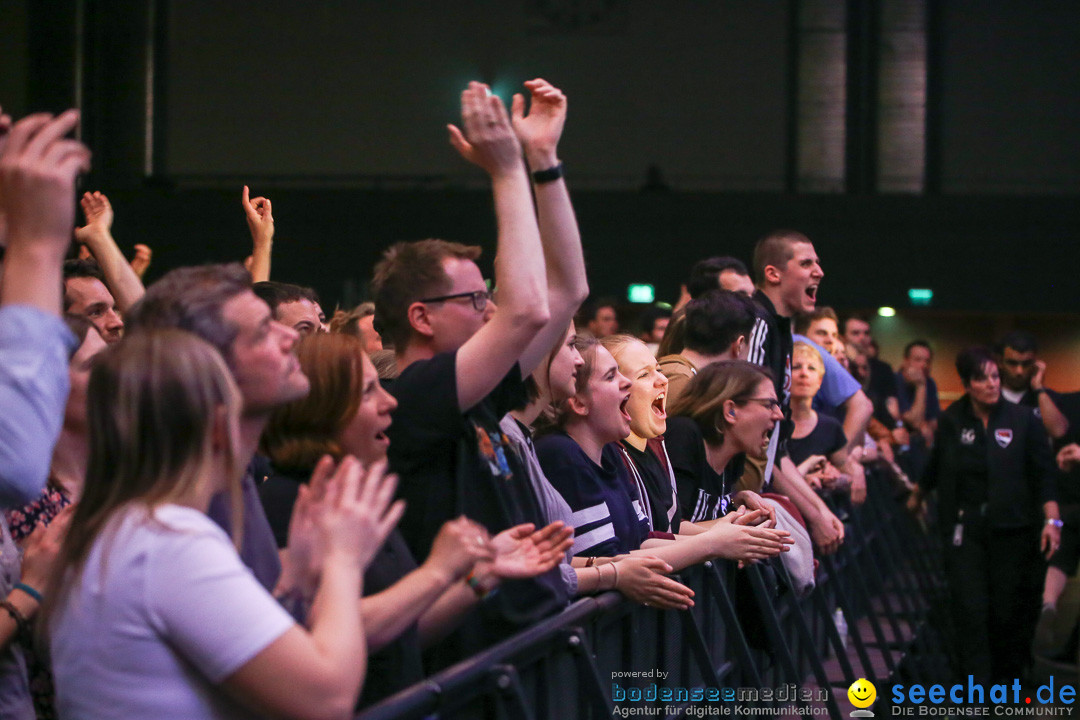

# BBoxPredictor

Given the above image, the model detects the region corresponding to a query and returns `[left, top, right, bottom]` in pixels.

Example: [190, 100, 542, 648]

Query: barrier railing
[358, 468, 950, 720]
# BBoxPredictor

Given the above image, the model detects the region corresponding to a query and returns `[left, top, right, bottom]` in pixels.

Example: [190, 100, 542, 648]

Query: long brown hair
[668, 360, 774, 444]
[261, 333, 365, 474]
[534, 333, 600, 437]
[43, 329, 243, 634]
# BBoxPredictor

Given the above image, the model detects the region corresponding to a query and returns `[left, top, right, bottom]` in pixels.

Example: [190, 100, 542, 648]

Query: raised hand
[510, 78, 566, 166]
[447, 82, 524, 178]
[424, 516, 495, 584]
[242, 185, 274, 245]
[242, 185, 273, 282]
[612, 556, 695, 610]
[0, 110, 89, 253]
[75, 190, 114, 244]
[130, 243, 153, 279]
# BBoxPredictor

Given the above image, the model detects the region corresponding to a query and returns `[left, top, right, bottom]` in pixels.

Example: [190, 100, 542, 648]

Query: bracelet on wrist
[531, 162, 564, 184]
[1046, 518, 1064, 528]
[0, 600, 30, 643]
[13, 582, 42, 604]
[465, 571, 492, 599]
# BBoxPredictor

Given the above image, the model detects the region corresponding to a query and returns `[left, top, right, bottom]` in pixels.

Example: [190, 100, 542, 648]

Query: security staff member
[909, 346, 1059, 683]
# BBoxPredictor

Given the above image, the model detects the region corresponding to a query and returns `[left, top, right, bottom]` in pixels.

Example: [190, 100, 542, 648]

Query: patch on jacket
[960, 428, 976, 445]
[994, 429, 1013, 448]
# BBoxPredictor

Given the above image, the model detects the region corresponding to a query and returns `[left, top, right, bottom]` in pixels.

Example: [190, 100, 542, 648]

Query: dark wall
[162, 0, 789, 190]
[8, 0, 1080, 315]
[105, 186, 1078, 315]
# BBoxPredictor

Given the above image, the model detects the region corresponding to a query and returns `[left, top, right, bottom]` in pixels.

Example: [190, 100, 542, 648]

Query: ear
[566, 393, 589, 418]
[731, 335, 747, 360]
[763, 263, 782, 286]
[723, 398, 737, 423]
[407, 301, 435, 339]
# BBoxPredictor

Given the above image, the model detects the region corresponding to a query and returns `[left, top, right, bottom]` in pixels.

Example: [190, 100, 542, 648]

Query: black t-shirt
[787, 415, 847, 466]
[664, 416, 743, 522]
[618, 439, 682, 533]
[255, 466, 424, 707]
[385, 351, 569, 661]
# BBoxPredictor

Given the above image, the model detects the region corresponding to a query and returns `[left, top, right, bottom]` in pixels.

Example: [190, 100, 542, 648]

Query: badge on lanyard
[960, 428, 976, 445]
[994, 429, 1013, 448]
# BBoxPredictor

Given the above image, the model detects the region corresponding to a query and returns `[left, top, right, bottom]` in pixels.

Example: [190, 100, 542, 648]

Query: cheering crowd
[1, 78, 1077, 719]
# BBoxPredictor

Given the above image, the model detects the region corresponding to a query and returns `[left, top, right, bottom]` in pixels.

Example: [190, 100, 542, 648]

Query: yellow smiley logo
[848, 678, 876, 709]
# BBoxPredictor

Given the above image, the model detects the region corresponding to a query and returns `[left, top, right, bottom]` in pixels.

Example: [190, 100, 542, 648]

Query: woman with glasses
[665, 361, 786, 525]
[534, 337, 792, 572]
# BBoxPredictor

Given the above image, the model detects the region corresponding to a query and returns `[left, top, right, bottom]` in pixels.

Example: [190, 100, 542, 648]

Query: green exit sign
[627, 284, 655, 303]
[908, 288, 933, 306]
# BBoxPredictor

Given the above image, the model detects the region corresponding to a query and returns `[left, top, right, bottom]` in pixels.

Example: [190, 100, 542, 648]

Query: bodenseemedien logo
[848, 678, 876, 717]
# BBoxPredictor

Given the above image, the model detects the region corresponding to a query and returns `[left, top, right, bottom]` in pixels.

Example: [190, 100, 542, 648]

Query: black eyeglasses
[418, 289, 492, 312]
[744, 397, 782, 412]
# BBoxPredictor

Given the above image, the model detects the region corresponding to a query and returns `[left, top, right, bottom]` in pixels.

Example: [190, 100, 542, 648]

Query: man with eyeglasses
[371, 79, 587, 664]
[997, 331, 1068, 440]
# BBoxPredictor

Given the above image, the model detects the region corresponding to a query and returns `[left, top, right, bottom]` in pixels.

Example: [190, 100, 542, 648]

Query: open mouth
[651, 392, 666, 419]
[805, 284, 818, 303]
[374, 421, 392, 446]
[761, 424, 774, 448]
[619, 395, 632, 424]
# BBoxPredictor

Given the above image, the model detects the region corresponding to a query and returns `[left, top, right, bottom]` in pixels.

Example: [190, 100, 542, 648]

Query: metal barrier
[358, 468, 950, 720]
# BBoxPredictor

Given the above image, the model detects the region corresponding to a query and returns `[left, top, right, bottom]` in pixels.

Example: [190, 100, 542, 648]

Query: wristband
[0, 600, 29, 642]
[1047, 518, 1064, 528]
[465, 571, 491, 599]
[531, 162, 564, 184]
[13, 582, 42, 604]
[611, 561, 620, 590]
[1034, 388, 1047, 395]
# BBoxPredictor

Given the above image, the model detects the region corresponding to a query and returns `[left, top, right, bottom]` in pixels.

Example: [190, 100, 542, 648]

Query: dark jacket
[920, 395, 1055, 532]
[748, 290, 792, 406]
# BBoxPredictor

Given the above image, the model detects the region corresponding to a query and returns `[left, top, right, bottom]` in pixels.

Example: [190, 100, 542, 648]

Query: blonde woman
[46, 330, 402, 720]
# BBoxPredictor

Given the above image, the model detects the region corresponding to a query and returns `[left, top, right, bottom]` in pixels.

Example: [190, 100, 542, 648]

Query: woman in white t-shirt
[44, 329, 402, 720]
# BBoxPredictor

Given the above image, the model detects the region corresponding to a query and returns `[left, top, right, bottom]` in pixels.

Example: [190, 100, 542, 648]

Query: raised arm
[451, 82, 550, 411]
[242, 185, 274, 283]
[0, 110, 89, 313]
[0, 109, 88, 502]
[1032, 362, 1069, 440]
[511, 79, 589, 375]
[74, 191, 145, 311]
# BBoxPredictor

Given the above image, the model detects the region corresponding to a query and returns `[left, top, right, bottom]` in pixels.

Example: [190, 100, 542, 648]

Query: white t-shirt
[50, 504, 295, 720]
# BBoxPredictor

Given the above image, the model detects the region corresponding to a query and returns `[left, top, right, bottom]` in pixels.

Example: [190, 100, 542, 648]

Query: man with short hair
[584, 297, 619, 338]
[997, 331, 1068, 439]
[126, 263, 309, 590]
[659, 289, 756, 405]
[636, 304, 671, 354]
[747, 230, 845, 552]
[844, 315, 902, 432]
[374, 80, 587, 656]
[895, 340, 941, 480]
[686, 255, 756, 299]
[62, 258, 124, 343]
[252, 280, 327, 336]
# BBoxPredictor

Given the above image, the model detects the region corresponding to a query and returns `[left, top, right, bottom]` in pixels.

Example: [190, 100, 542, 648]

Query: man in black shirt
[372, 80, 587, 657]
[745, 230, 845, 555]
[843, 314, 901, 429]
[997, 330, 1069, 440]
